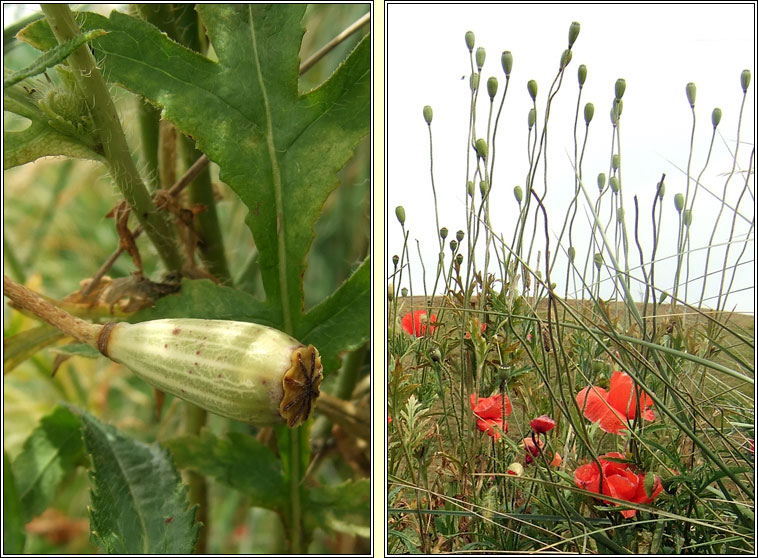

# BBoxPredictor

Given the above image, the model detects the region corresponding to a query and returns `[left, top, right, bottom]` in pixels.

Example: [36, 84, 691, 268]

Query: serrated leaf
[297, 257, 369, 375]
[3, 29, 107, 88]
[79, 409, 198, 554]
[130, 279, 273, 326]
[19, 7, 370, 337]
[3, 324, 66, 373]
[12, 405, 84, 522]
[305, 478, 370, 538]
[164, 430, 286, 511]
[3, 451, 26, 554]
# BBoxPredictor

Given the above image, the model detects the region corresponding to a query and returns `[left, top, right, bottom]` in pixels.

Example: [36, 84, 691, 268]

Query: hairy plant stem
[40, 3, 183, 273]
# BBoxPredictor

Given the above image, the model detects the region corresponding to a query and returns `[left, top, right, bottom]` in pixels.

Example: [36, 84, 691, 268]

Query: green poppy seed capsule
[617, 207, 625, 222]
[610, 107, 617, 126]
[584, 102, 594, 125]
[609, 176, 619, 193]
[475, 138, 488, 160]
[711, 107, 722, 128]
[568, 21, 581, 48]
[527, 79, 538, 101]
[392, 254, 399, 267]
[423, 105, 433, 125]
[395, 205, 406, 225]
[560, 49, 572, 70]
[440, 227, 448, 240]
[456, 230, 465, 242]
[450, 239, 458, 252]
[578, 64, 587, 86]
[456, 254, 464, 265]
[683, 209, 692, 227]
[686, 82, 696, 107]
[487, 76, 499, 100]
[612, 154, 620, 171]
[430, 348, 442, 363]
[593, 253, 603, 268]
[97, 319, 322, 428]
[514, 185, 523, 204]
[467, 180, 475, 197]
[465, 31, 475, 51]
[597, 172, 606, 190]
[528, 107, 536, 129]
[674, 193, 684, 212]
[476, 47, 486, 70]
[615, 78, 626, 100]
[657, 180, 665, 199]
[501, 51, 513, 78]
[387, 283, 394, 301]
[470, 72, 480, 92]
[740, 69, 751, 92]
[401, 287, 408, 297]
[659, 291, 667, 304]
[480, 180, 490, 196]
[568, 246, 576, 262]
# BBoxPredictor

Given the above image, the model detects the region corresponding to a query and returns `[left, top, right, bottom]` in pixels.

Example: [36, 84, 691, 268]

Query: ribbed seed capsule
[98, 319, 323, 428]
[501, 51, 513, 78]
[487, 76, 498, 100]
[568, 21, 581, 48]
[476, 47, 486, 70]
[465, 31, 475, 51]
[560, 49, 572, 70]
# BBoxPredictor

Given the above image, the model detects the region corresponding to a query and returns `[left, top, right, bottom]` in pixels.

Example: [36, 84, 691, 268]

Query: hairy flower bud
[674, 193, 684, 213]
[683, 209, 692, 227]
[528, 108, 536, 129]
[476, 47, 486, 70]
[612, 154, 620, 171]
[615, 78, 626, 100]
[475, 138, 488, 160]
[527, 79, 538, 101]
[470, 72, 480, 92]
[560, 49, 572, 70]
[98, 319, 322, 427]
[568, 246, 576, 262]
[568, 21, 581, 48]
[741, 69, 751, 93]
[584, 102, 594, 125]
[578, 64, 587, 86]
[514, 185, 523, 204]
[593, 253, 603, 269]
[395, 205, 406, 225]
[467, 181, 475, 197]
[487, 76, 499, 100]
[686, 82, 696, 107]
[711, 107, 722, 128]
[609, 176, 619, 193]
[597, 172, 606, 191]
[465, 31, 475, 51]
[423, 105, 433, 125]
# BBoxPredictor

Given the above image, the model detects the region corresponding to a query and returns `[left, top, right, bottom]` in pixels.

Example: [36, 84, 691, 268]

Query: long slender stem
[40, 4, 183, 273]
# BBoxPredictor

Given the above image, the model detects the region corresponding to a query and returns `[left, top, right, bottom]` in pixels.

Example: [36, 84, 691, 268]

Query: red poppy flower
[531, 415, 556, 434]
[521, 436, 561, 467]
[576, 371, 655, 434]
[574, 452, 663, 518]
[401, 310, 437, 337]
[470, 393, 511, 442]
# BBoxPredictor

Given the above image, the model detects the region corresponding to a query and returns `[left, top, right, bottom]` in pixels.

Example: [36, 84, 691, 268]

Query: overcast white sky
[386, 2, 755, 312]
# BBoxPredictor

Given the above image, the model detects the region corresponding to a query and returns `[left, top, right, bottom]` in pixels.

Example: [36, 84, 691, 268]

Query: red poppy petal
[530, 415, 556, 434]
[577, 385, 629, 434]
[604, 470, 638, 502]
[607, 371, 637, 418]
[619, 508, 637, 519]
[574, 462, 601, 494]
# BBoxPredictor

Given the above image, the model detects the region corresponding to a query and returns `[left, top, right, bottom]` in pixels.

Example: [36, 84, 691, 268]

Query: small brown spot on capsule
[196, 350, 201, 355]
[164, 344, 168, 348]
[172, 328, 181, 335]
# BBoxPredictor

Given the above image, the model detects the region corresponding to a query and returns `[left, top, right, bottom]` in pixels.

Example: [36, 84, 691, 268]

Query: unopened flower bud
[528, 108, 536, 129]
[584, 102, 594, 125]
[657, 180, 665, 199]
[568, 21, 581, 48]
[501, 51, 513, 78]
[480, 180, 490, 196]
[476, 47, 486, 70]
[560, 48, 572, 70]
[597, 173, 606, 190]
[674, 193, 684, 213]
[615, 78, 626, 100]
[470, 72, 480, 91]
[527, 79, 538, 101]
[683, 209, 692, 227]
[612, 154, 620, 171]
[475, 138, 488, 160]
[467, 180, 475, 197]
[423, 105, 433, 125]
[568, 246, 576, 262]
[617, 207, 625, 221]
[387, 283, 395, 301]
[711, 107, 722, 128]
[98, 319, 322, 427]
[609, 176, 619, 193]
[514, 185, 523, 204]
[487, 76, 498, 100]
[395, 205, 406, 225]
[578, 64, 587, 86]
[741, 69, 751, 93]
[593, 253, 603, 268]
[686, 82, 696, 107]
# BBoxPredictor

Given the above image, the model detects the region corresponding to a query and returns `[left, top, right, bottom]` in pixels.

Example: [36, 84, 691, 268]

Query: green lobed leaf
[297, 257, 370, 376]
[19, 7, 370, 334]
[305, 478, 370, 538]
[130, 279, 273, 326]
[3, 451, 26, 554]
[3, 29, 107, 88]
[79, 409, 198, 554]
[164, 430, 286, 512]
[12, 405, 84, 522]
